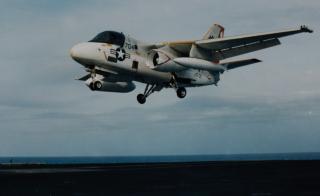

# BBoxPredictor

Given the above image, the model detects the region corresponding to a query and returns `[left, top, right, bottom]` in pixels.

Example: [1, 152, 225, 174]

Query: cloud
[0, 94, 319, 156]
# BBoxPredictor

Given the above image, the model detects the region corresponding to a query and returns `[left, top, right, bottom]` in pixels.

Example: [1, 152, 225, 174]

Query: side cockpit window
[89, 31, 125, 47]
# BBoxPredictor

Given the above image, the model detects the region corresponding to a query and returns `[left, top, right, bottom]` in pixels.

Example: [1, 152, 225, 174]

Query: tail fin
[203, 23, 225, 39]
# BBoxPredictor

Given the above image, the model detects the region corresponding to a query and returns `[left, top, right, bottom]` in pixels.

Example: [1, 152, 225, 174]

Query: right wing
[75, 67, 119, 81]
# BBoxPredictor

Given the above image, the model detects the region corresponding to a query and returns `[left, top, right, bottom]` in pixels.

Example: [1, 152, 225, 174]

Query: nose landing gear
[89, 80, 103, 91]
[86, 67, 103, 91]
[87, 68, 104, 91]
[88, 80, 103, 91]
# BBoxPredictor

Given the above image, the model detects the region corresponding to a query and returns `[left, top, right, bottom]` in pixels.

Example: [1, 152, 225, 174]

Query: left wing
[156, 25, 313, 60]
[196, 25, 313, 61]
[196, 25, 313, 50]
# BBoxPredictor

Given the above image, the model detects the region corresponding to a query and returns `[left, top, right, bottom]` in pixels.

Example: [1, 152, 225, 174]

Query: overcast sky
[0, 0, 319, 156]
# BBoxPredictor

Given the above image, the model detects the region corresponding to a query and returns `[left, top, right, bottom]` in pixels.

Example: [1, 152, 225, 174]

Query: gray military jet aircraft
[70, 23, 313, 104]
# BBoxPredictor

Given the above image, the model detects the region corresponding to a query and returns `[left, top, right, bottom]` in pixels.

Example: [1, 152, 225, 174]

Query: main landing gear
[170, 75, 187, 99]
[137, 84, 158, 104]
[137, 80, 187, 104]
[176, 87, 187, 98]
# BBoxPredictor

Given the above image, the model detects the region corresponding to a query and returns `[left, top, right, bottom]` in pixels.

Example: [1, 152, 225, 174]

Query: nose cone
[70, 46, 76, 59]
[70, 43, 99, 65]
[70, 43, 85, 61]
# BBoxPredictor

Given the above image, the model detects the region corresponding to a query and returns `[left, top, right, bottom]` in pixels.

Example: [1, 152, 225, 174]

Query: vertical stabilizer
[203, 24, 225, 39]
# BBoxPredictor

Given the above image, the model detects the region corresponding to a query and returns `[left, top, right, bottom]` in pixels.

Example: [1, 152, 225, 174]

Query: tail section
[203, 24, 225, 40]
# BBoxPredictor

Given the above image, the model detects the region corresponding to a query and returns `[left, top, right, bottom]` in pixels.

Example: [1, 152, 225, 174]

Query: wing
[196, 26, 313, 50]
[156, 25, 313, 60]
[75, 67, 119, 81]
[196, 25, 312, 61]
[155, 40, 194, 54]
[75, 74, 91, 81]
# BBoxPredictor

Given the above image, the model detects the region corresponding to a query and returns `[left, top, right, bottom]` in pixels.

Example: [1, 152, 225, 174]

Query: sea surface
[1, 152, 320, 165]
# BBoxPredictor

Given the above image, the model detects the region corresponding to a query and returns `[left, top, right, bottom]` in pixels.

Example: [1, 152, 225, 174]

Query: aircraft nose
[70, 43, 83, 61]
[70, 42, 100, 65]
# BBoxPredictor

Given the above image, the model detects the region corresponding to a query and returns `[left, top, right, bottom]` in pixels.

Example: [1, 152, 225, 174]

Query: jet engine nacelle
[86, 79, 135, 93]
[147, 50, 226, 73]
[147, 49, 186, 72]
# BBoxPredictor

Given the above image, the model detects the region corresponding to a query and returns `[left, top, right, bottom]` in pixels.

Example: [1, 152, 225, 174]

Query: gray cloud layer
[0, 0, 319, 156]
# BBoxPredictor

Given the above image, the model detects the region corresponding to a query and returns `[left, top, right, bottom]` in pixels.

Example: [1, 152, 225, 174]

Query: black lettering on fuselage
[124, 42, 138, 50]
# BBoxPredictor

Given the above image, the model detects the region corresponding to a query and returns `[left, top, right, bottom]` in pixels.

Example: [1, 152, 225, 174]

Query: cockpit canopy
[89, 31, 125, 47]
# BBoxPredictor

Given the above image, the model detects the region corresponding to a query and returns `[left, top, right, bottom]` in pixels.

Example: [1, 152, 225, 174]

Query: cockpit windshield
[89, 31, 125, 47]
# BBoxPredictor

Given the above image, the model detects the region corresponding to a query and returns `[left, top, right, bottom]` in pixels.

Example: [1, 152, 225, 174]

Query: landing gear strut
[137, 84, 157, 104]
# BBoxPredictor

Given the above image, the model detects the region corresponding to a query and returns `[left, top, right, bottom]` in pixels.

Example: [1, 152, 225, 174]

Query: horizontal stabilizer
[173, 57, 226, 72]
[221, 59, 261, 70]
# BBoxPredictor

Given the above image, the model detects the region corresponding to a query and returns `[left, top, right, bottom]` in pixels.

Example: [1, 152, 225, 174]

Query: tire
[93, 81, 103, 90]
[137, 94, 146, 104]
[177, 87, 187, 99]
[89, 82, 95, 91]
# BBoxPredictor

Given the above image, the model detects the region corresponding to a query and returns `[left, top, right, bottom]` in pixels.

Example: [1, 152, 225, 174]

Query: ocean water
[0, 152, 320, 165]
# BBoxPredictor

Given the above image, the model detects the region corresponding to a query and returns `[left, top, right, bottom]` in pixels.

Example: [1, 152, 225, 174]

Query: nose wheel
[87, 67, 101, 91]
[89, 80, 103, 91]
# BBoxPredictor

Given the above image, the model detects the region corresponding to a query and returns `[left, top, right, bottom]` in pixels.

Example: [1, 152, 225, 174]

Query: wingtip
[300, 25, 313, 33]
[253, 58, 262, 63]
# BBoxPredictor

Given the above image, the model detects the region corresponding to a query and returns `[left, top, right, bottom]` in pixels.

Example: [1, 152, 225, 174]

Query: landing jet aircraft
[70, 23, 313, 104]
